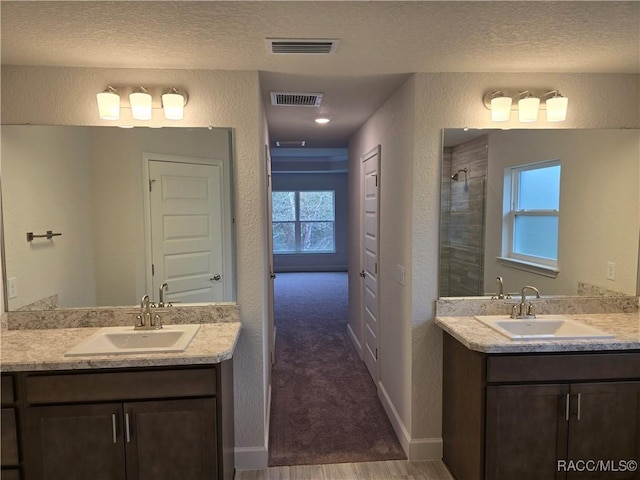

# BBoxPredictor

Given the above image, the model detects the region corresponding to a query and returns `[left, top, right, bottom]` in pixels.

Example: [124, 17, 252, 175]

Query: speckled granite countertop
[1, 322, 241, 371]
[435, 313, 640, 353]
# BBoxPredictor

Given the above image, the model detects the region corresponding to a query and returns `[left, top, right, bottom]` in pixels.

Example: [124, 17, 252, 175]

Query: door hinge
[375, 348, 378, 359]
[152, 264, 155, 276]
[375, 262, 378, 274]
[374, 174, 378, 187]
[149, 179, 156, 192]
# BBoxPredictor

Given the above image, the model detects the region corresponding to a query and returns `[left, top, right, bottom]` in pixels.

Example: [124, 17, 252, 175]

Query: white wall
[349, 72, 640, 460]
[484, 129, 639, 296]
[0, 65, 269, 467]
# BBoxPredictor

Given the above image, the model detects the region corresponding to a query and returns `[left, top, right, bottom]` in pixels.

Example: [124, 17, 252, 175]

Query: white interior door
[148, 159, 225, 303]
[361, 146, 380, 381]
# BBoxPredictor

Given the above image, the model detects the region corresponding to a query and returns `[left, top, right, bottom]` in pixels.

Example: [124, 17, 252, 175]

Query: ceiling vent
[270, 91, 323, 107]
[267, 38, 339, 55]
[275, 140, 306, 148]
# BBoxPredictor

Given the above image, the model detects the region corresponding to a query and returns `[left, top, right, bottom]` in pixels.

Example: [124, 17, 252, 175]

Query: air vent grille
[270, 92, 324, 107]
[267, 38, 339, 55]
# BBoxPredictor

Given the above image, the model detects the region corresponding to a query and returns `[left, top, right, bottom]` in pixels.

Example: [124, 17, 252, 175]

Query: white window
[272, 190, 336, 253]
[502, 160, 561, 273]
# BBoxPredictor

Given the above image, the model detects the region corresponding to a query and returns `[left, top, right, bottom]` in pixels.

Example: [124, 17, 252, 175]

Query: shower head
[451, 168, 468, 181]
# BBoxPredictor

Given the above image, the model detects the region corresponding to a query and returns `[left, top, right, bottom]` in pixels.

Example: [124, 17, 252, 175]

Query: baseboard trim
[235, 446, 269, 470]
[378, 382, 443, 462]
[378, 381, 411, 457]
[346, 323, 362, 358]
[409, 437, 443, 461]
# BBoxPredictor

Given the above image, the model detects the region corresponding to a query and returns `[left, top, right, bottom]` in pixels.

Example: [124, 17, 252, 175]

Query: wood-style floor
[235, 460, 455, 479]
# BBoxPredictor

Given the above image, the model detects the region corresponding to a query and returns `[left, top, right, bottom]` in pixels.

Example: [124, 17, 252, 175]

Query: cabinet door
[486, 384, 569, 480]
[124, 398, 217, 480]
[25, 403, 126, 480]
[567, 382, 640, 480]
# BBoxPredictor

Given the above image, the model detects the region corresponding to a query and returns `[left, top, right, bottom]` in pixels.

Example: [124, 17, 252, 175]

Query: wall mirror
[1, 125, 236, 311]
[440, 128, 639, 298]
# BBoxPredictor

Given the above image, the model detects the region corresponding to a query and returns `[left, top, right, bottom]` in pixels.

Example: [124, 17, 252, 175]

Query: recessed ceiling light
[315, 118, 330, 124]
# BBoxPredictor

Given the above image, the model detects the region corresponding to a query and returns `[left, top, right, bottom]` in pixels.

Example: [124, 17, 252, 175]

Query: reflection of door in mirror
[440, 135, 488, 296]
[147, 159, 227, 304]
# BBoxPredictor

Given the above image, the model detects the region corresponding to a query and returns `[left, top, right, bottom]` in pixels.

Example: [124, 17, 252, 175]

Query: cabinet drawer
[25, 367, 216, 404]
[1, 408, 20, 467]
[1, 376, 15, 405]
[487, 352, 640, 383]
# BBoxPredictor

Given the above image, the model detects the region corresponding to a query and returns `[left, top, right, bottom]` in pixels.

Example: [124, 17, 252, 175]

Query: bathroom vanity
[1, 322, 240, 480]
[436, 313, 640, 480]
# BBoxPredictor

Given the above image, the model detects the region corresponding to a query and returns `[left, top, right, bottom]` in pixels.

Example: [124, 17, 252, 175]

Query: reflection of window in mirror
[503, 160, 561, 272]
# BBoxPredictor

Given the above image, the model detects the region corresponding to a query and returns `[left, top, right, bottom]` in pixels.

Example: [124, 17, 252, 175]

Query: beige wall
[348, 72, 640, 459]
[1, 65, 269, 466]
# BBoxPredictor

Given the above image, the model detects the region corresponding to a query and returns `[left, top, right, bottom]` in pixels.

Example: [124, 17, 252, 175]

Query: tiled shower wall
[440, 135, 488, 296]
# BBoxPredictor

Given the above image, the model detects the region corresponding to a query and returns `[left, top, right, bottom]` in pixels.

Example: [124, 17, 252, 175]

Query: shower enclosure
[440, 134, 488, 297]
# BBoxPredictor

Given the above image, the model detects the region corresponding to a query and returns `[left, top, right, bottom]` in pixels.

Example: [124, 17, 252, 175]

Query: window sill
[274, 251, 337, 255]
[497, 256, 559, 278]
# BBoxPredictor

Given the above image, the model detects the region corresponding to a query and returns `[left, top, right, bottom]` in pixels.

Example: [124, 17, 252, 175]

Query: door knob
[211, 274, 221, 281]
[359, 271, 365, 278]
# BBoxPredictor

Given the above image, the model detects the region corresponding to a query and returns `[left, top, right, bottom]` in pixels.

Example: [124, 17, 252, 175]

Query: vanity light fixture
[315, 117, 330, 124]
[517, 91, 540, 123]
[544, 90, 569, 122]
[488, 91, 512, 122]
[129, 87, 153, 120]
[162, 88, 188, 120]
[96, 86, 120, 120]
[97, 86, 189, 122]
[483, 89, 569, 123]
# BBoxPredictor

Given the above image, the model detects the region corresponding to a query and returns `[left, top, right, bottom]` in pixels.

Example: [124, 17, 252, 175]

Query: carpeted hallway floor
[268, 272, 406, 467]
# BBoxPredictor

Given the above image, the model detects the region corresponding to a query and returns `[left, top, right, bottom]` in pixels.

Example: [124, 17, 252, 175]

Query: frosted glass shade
[518, 96, 540, 122]
[162, 92, 185, 120]
[490, 96, 512, 122]
[130, 91, 153, 120]
[546, 96, 568, 122]
[96, 91, 120, 120]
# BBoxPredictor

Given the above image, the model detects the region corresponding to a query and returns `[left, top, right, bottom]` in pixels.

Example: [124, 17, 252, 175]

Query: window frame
[272, 190, 336, 254]
[500, 159, 561, 276]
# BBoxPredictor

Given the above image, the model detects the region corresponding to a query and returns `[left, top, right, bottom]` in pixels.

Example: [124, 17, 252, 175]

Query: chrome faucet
[511, 286, 541, 319]
[135, 294, 162, 330]
[158, 282, 169, 307]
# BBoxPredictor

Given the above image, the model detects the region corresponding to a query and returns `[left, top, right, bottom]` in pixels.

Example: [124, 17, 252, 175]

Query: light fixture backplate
[107, 86, 188, 109]
[482, 89, 559, 111]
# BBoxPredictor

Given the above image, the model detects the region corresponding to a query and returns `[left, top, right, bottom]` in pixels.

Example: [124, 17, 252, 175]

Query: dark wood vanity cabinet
[15, 362, 234, 480]
[1, 374, 22, 480]
[443, 333, 640, 480]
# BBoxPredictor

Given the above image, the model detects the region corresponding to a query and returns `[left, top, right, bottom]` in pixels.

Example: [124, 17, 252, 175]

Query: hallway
[268, 272, 405, 466]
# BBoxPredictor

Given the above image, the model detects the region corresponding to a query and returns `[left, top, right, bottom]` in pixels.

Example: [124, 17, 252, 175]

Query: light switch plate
[606, 262, 616, 281]
[8, 277, 18, 299]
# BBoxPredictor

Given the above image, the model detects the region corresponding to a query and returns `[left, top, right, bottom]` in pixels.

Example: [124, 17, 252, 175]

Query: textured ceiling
[2, 1, 639, 147]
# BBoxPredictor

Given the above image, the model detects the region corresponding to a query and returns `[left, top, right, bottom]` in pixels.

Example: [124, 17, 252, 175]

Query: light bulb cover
[130, 88, 153, 120]
[162, 91, 185, 120]
[490, 96, 512, 122]
[315, 118, 330, 124]
[546, 95, 568, 122]
[96, 88, 120, 120]
[518, 96, 540, 123]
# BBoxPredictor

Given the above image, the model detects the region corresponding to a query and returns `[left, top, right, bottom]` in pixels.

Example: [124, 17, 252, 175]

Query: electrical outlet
[606, 262, 616, 281]
[8, 277, 18, 299]
[397, 265, 405, 286]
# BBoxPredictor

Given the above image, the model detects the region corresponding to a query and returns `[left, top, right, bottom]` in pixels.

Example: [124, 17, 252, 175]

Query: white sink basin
[475, 315, 614, 341]
[65, 324, 201, 356]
